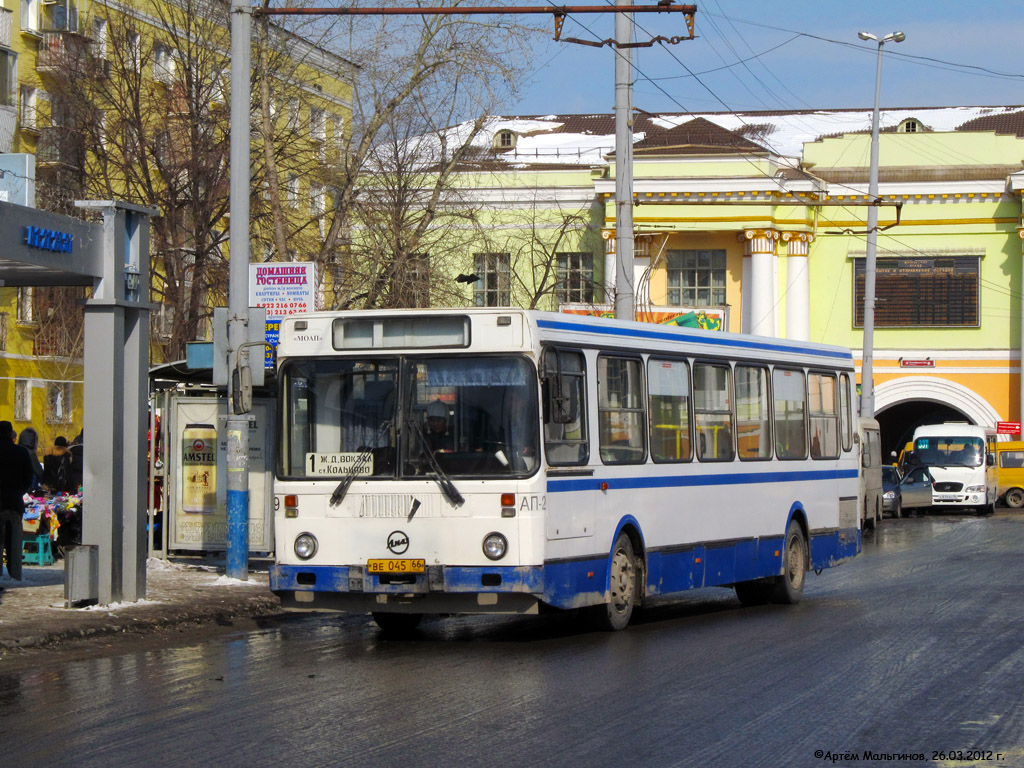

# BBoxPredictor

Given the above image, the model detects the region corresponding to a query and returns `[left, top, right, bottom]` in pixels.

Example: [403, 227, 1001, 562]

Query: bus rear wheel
[591, 533, 638, 631]
[770, 520, 807, 605]
[734, 580, 774, 606]
[372, 612, 423, 635]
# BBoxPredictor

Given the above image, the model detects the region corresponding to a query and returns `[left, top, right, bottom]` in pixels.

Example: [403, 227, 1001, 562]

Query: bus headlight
[883, 490, 895, 500]
[483, 532, 508, 561]
[294, 533, 318, 560]
[965, 485, 985, 494]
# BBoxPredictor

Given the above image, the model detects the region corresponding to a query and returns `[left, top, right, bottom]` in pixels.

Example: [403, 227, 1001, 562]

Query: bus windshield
[913, 436, 984, 467]
[280, 355, 539, 479]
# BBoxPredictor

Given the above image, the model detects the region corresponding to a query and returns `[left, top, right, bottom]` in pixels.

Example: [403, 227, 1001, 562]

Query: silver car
[900, 465, 934, 514]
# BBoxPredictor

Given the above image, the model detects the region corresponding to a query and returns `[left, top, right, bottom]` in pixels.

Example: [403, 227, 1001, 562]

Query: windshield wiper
[329, 420, 392, 506]
[407, 418, 465, 507]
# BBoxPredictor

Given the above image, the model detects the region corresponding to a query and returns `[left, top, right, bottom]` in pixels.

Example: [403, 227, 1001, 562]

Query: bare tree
[290, 4, 538, 308]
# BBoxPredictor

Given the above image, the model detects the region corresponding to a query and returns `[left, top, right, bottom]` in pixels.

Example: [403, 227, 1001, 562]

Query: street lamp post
[857, 30, 905, 419]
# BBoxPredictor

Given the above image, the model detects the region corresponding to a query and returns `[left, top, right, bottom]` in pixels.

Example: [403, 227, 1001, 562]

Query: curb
[0, 594, 285, 653]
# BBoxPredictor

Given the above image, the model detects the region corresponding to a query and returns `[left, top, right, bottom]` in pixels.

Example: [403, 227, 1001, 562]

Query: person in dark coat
[69, 430, 84, 491]
[17, 426, 44, 492]
[0, 420, 34, 582]
[43, 436, 73, 492]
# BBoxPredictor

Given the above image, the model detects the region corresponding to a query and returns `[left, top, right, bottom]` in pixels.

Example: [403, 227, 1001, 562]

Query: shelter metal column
[77, 201, 156, 604]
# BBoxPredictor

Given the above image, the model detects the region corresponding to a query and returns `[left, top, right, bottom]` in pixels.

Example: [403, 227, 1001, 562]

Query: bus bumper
[271, 563, 548, 614]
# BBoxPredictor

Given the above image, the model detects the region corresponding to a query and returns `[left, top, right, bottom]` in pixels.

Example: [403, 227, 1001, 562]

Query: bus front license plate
[367, 559, 426, 574]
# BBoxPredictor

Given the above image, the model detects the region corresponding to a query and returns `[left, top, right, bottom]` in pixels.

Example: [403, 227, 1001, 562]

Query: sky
[506, 1, 1024, 117]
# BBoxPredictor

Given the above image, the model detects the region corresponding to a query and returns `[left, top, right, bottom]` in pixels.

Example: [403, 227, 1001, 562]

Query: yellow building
[0, 0, 352, 444]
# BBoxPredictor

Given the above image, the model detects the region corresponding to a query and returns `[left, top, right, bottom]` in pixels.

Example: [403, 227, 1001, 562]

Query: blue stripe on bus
[546, 468, 859, 493]
[535, 318, 854, 361]
[270, 527, 860, 611]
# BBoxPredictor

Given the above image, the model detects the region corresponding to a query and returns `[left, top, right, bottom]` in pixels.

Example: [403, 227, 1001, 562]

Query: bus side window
[693, 362, 734, 462]
[598, 355, 646, 464]
[808, 373, 839, 459]
[542, 348, 589, 466]
[839, 373, 853, 452]
[648, 357, 691, 462]
[735, 365, 770, 460]
[773, 368, 807, 460]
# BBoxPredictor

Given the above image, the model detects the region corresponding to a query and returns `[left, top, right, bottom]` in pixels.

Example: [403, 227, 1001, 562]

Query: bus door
[541, 348, 594, 540]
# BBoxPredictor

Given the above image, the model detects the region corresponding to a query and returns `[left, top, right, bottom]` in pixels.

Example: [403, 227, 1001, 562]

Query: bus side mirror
[861, 452, 870, 469]
[987, 453, 995, 466]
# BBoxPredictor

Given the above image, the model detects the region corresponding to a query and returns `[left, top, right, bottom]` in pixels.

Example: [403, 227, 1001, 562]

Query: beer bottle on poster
[182, 423, 218, 514]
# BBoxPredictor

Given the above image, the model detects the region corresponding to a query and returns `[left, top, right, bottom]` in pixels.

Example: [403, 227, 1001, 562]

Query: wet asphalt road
[2, 513, 1023, 768]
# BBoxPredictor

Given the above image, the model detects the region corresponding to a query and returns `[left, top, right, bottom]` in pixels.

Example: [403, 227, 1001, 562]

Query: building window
[494, 130, 516, 149]
[556, 252, 594, 304]
[667, 249, 726, 307]
[19, 85, 36, 130]
[473, 253, 510, 307]
[287, 97, 299, 132]
[17, 287, 34, 324]
[0, 50, 17, 108]
[407, 253, 430, 307]
[311, 182, 325, 237]
[854, 256, 979, 327]
[21, 0, 38, 32]
[310, 106, 325, 142]
[128, 31, 141, 70]
[0, 312, 7, 351]
[92, 18, 108, 59]
[332, 113, 344, 148]
[14, 379, 31, 421]
[286, 174, 298, 208]
[154, 43, 175, 85]
[46, 381, 73, 424]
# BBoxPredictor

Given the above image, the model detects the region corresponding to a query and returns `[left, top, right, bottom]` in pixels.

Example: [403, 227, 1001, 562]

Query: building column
[1018, 227, 1024, 424]
[783, 232, 813, 341]
[740, 229, 779, 337]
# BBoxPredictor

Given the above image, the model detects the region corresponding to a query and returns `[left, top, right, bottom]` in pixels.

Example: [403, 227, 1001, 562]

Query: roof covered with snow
[455, 106, 1024, 169]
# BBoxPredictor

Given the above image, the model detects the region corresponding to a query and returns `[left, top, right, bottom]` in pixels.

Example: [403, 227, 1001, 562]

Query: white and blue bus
[270, 309, 862, 632]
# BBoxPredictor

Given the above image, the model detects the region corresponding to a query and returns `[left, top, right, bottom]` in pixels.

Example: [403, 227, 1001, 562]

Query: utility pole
[613, 0, 635, 321]
[227, 0, 253, 580]
[857, 30, 905, 419]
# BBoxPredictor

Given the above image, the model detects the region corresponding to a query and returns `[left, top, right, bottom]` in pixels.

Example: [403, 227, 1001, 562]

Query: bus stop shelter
[0, 198, 155, 605]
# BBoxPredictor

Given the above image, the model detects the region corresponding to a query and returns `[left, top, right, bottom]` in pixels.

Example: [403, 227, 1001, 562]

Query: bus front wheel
[770, 520, 807, 605]
[372, 612, 423, 635]
[1005, 488, 1024, 508]
[591, 533, 638, 631]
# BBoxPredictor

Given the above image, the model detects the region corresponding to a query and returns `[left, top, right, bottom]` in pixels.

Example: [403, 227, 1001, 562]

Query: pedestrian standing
[0, 420, 34, 582]
[69, 430, 84, 491]
[44, 436, 73, 492]
[17, 426, 45, 492]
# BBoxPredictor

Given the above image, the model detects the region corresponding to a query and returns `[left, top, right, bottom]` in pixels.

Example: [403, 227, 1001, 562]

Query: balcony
[36, 125, 86, 171]
[36, 30, 92, 75]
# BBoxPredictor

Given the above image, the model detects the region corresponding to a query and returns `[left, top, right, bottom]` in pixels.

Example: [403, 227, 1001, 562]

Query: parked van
[995, 441, 1024, 508]
[910, 423, 996, 515]
[859, 418, 883, 529]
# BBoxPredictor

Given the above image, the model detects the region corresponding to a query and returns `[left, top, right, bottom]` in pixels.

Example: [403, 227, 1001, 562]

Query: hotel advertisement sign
[248, 262, 317, 368]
